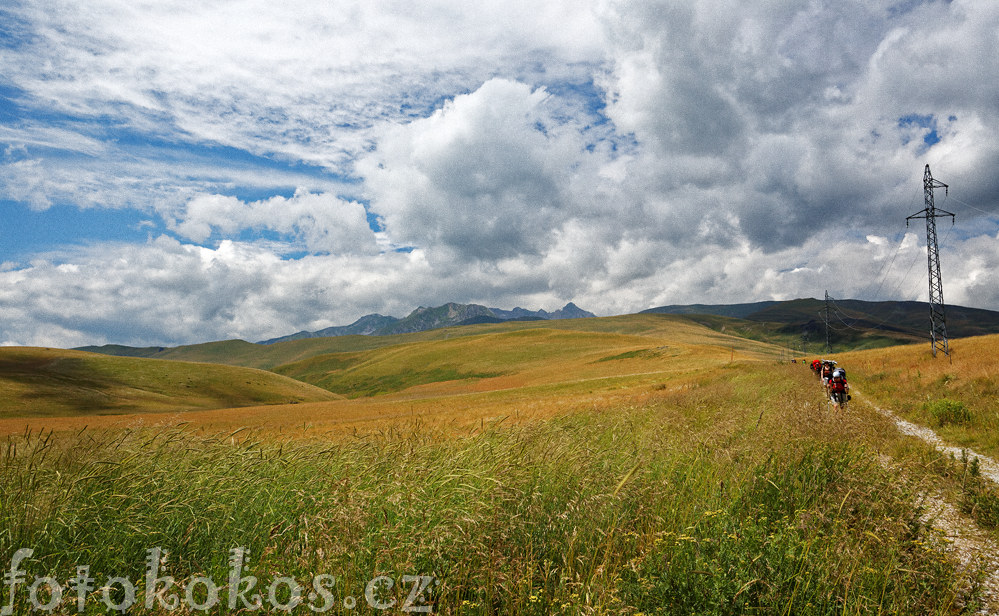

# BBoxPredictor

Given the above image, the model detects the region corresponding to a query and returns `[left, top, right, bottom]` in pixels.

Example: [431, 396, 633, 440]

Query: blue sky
[2, 0, 999, 347]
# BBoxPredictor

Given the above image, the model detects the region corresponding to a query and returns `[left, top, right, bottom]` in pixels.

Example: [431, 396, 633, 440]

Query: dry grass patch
[832, 334, 999, 459]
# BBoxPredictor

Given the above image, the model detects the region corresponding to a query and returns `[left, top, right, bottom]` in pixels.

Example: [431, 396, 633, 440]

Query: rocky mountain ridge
[258, 302, 596, 344]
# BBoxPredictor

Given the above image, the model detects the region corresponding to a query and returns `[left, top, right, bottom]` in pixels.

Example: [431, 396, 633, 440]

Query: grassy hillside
[271, 315, 779, 397]
[0, 347, 340, 418]
[821, 299, 999, 339]
[832, 333, 999, 458]
[678, 302, 921, 351]
[103, 335, 433, 370]
[749, 298, 999, 350]
[0, 314, 779, 433]
[77, 300, 999, 373]
[272, 328, 647, 397]
[102, 329, 480, 370]
[78, 313, 774, 371]
[74, 343, 167, 357]
[647, 298, 999, 352]
[642, 300, 782, 318]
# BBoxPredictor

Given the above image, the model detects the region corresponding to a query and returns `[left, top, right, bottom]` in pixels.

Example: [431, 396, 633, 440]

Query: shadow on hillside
[0, 356, 125, 416]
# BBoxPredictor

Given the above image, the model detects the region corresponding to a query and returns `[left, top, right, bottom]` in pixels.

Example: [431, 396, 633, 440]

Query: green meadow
[2, 316, 997, 614]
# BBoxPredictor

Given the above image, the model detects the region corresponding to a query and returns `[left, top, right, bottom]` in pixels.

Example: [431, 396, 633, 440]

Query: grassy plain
[1, 315, 996, 613]
[2, 365, 987, 614]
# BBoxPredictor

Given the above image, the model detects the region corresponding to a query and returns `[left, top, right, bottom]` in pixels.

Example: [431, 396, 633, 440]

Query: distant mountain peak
[550, 302, 597, 319]
[260, 301, 596, 344]
[258, 313, 400, 344]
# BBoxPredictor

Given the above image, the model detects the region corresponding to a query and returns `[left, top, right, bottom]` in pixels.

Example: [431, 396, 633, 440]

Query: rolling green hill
[0, 347, 340, 418]
[647, 298, 999, 352]
[75, 312, 786, 378]
[83, 335, 444, 371]
[641, 300, 782, 318]
[2, 314, 780, 422]
[81, 299, 999, 371]
[268, 315, 780, 397]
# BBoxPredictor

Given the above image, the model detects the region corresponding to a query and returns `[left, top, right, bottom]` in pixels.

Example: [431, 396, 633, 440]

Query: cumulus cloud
[594, 0, 999, 250]
[171, 190, 378, 255]
[5, 227, 999, 348]
[359, 79, 606, 261]
[0, 237, 418, 346]
[2, 0, 999, 347]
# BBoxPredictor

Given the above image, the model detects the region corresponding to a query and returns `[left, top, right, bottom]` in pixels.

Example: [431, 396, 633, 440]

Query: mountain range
[73, 298, 999, 358]
[258, 302, 595, 344]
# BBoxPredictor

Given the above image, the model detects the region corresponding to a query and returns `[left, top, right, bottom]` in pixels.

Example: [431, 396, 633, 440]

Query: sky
[2, 0, 999, 347]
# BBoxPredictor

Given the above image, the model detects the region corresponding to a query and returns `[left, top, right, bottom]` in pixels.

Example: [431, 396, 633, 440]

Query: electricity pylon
[823, 291, 831, 353]
[907, 164, 955, 357]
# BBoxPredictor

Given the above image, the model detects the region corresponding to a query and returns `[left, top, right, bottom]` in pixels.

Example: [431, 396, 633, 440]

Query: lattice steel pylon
[823, 291, 831, 353]
[907, 164, 955, 357]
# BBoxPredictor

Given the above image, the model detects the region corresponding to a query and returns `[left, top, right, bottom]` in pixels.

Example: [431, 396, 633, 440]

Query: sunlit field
[833, 334, 999, 459]
[0, 315, 774, 436]
[2, 316, 997, 613]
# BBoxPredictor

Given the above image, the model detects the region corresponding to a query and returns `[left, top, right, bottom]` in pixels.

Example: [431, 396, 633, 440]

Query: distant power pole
[823, 291, 831, 353]
[907, 164, 955, 358]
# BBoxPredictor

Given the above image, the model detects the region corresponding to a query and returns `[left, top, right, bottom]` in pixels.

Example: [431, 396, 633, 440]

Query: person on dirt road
[829, 368, 850, 409]
[820, 361, 836, 388]
[811, 359, 822, 375]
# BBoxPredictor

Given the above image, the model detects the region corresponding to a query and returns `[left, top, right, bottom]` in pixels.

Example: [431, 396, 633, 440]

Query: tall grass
[0, 365, 979, 614]
[834, 335, 999, 535]
[835, 334, 999, 458]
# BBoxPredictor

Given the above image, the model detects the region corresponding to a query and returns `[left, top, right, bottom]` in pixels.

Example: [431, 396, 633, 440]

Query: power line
[866, 184, 945, 306]
[887, 241, 923, 302]
[818, 167, 969, 352]
[829, 301, 861, 329]
[824, 293, 932, 341]
[865, 228, 908, 303]
[823, 291, 831, 353]
[832, 308, 867, 333]
[945, 194, 997, 219]
[827, 295, 897, 334]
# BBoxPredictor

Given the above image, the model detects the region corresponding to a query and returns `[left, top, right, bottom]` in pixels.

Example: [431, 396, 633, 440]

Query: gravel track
[854, 389, 999, 614]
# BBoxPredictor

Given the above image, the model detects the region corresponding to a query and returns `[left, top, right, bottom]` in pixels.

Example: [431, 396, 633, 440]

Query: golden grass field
[0, 314, 777, 436]
[4, 315, 999, 613]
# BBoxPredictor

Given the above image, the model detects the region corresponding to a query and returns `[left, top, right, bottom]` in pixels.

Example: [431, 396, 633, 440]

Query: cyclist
[829, 369, 850, 409]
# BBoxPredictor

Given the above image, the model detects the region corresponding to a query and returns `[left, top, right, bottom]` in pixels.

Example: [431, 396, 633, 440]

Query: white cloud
[360, 79, 606, 261]
[7, 227, 999, 347]
[3, 0, 999, 347]
[1, 237, 395, 346]
[0, 133, 353, 214]
[171, 190, 378, 254]
[1, 0, 604, 169]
